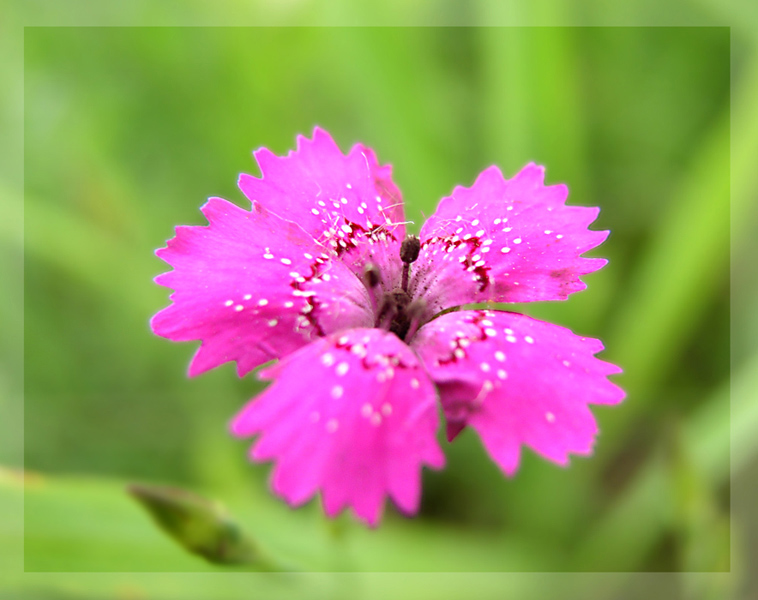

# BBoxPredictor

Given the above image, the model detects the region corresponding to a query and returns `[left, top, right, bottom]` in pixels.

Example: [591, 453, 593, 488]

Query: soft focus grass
[5, 9, 757, 599]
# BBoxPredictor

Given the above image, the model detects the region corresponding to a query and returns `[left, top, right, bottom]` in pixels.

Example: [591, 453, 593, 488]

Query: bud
[127, 483, 272, 567]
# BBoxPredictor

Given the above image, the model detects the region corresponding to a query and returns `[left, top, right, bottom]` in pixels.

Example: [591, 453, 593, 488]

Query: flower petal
[239, 127, 406, 294]
[152, 197, 373, 377]
[412, 310, 624, 476]
[231, 328, 445, 526]
[412, 164, 608, 314]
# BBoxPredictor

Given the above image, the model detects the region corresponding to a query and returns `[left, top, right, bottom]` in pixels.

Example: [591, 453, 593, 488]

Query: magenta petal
[412, 310, 624, 476]
[239, 127, 406, 293]
[152, 197, 373, 377]
[413, 164, 609, 314]
[230, 328, 445, 526]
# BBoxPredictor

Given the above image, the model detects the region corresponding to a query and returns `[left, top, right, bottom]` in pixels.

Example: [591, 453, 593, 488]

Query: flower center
[365, 235, 427, 341]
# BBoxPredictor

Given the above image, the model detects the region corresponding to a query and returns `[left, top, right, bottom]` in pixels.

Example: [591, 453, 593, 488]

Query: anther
[400, 235, 421, 264]
[363, 263, 381, 315]
[364, 264, 381, 288]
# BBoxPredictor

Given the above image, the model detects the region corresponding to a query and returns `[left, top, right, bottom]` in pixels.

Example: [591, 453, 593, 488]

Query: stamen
[376, 295, 397, 331]
[403, 299, 428, 342]
[400, 235, 421, 292]
[365, 264, 380, 288]
[363, 263, 381, 315]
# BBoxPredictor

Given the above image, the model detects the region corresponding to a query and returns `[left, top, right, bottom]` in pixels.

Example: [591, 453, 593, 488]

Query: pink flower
[152, 128, 625, 526]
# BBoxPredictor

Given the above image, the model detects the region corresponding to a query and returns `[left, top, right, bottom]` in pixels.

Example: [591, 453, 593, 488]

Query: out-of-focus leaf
[19, 470, 554, 573]
[605, 113, 729, 406]
[572, 346, 758, 573]
[605, 51, 758, 430]
[669, 421, 730, 572]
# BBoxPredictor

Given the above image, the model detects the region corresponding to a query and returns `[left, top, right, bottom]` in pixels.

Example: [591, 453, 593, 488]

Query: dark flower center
[365, 235, 427, 341]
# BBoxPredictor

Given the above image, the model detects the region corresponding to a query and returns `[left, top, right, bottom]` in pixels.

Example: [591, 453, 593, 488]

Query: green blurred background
[4, 5, 758, 599]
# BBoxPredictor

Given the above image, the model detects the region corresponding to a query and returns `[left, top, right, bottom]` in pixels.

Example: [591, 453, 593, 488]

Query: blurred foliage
[126, 483, 272, 567]
[4, 0, 758, 598]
